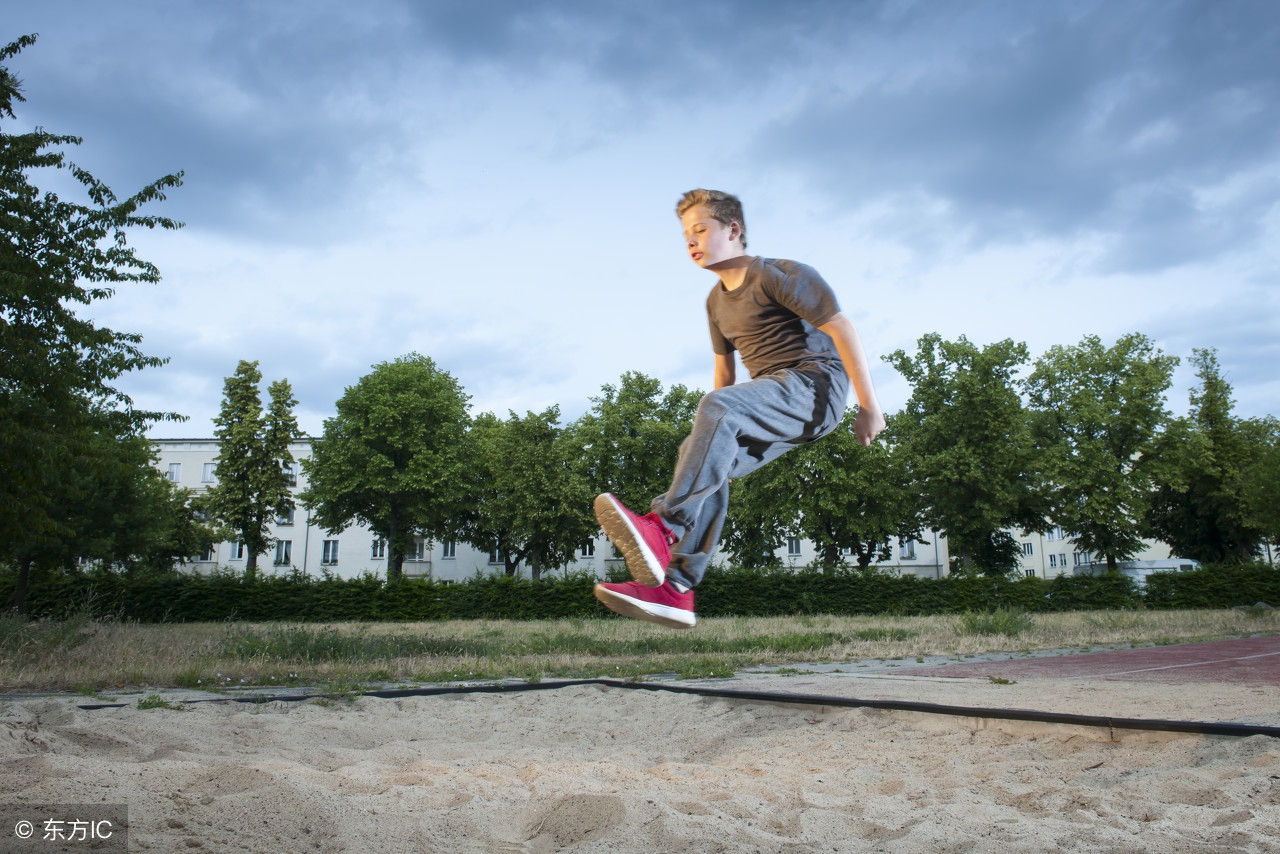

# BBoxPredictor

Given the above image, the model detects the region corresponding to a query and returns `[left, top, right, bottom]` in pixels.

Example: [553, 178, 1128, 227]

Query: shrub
[0, 561, 1271, 623]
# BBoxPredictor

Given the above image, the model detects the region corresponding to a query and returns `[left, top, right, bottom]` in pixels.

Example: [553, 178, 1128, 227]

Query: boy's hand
[854, 406, 886, 446]
[818, 313, 885, 445]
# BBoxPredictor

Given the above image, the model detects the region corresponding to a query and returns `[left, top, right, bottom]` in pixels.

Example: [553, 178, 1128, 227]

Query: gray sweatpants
[651, 364, 849, 588]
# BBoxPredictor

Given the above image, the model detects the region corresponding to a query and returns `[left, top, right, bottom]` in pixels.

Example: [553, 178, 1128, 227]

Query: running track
[896, 635, 1280, 686]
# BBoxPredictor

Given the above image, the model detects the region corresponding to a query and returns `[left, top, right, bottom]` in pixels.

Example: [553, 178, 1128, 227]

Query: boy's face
[681, 204, 742, 269]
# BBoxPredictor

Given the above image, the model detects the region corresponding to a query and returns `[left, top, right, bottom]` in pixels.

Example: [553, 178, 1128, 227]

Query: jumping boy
[593, 189, 886, 628]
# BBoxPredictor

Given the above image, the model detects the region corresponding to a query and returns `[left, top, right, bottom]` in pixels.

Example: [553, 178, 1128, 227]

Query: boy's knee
[696, 387, 732, 420]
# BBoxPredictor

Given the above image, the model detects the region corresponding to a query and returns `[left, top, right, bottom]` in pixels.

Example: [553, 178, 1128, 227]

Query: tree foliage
[300, 354, 470, 580]
[54, 423, 214, 570]
[1025, 333, 1178, 569]
[2, 35, 187, 610]
[199, 361, 300, 575]
[887, 334, 1046, 575]
[570, 371, 701, 510]
[724, 409, 921, 572]
[462, 407, 596, 579]
[1242, 416, 1280, 555]
[6, 413, 214, 579]
[1145, 349, 1265, 563]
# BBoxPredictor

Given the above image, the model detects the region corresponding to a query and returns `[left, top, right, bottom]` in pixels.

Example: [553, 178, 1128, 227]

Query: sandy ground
[2, 672, 1279, 853]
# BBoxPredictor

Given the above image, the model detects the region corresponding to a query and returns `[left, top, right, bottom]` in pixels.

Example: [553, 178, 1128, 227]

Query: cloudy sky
[5, 0, 1278, 436]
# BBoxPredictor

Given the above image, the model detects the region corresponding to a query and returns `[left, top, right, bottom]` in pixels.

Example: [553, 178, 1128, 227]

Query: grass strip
[0, 608, 1275, 693]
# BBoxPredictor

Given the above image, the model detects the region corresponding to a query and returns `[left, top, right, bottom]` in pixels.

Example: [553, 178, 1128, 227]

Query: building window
[442, 540, 456, 559]
[276, 505, 295, 526]
[1060, 553, 1067, 568]
[229, 542, 245, 560]
[283, 464, 298, 487]
[1025, 568, 1036, 578]
[406, 538, 427, 562]
[898, 538, 916, 560]
[489, 549, 502, 564]
[322, 540, 339, 565]
[198, 545, 215, 562]
[1073, 551, 1092, 566]
[371, 539, 386, 559]
[274, 540, 292, 566]
[167, 463, 182, 483]
[787, 538, 802, 556]
[201, 463, 216, 483]
[1021, 542, 1033, 556]
[580, 540, 595, 558]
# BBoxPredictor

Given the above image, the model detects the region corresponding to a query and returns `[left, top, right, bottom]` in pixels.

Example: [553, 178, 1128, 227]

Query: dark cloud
[3, 0, 904, 243]
[6, 1, 420, 241]
[395, 0, 879, 87]
[753, 0, 1280, 272]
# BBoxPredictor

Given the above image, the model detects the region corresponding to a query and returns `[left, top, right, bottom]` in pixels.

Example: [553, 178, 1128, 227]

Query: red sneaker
[593, 493, 675, 587]
[594, 580, 696, 629]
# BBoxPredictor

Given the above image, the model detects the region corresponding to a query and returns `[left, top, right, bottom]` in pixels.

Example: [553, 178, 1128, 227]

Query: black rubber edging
[77, 678, 1280, 739]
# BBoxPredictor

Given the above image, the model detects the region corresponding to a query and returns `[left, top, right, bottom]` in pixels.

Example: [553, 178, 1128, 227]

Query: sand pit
[3, 673, 1279, 852]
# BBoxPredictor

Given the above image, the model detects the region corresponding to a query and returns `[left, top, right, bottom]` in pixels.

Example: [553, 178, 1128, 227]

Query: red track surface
[897, 635, 1280, 686]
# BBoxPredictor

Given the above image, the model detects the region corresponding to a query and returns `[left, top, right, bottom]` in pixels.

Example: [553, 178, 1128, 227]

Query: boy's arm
[817, 312, 886, 445]
[714, 353, 736, 389]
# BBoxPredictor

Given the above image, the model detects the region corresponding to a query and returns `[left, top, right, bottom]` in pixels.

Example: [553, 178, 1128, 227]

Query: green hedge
[1142, 563, 1280, 610]
[694, 564, 1147, 616]
[0, 567, 604, 622]
[0, 562, 1274, 623]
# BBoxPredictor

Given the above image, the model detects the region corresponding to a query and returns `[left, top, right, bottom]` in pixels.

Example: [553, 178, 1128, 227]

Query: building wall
[1011, 526, 1172, 579]
[157, 438, 1180, 583]
[773, 533, 950, 579]
[155, 438, 956, 580]
[155, 438, 621, 582]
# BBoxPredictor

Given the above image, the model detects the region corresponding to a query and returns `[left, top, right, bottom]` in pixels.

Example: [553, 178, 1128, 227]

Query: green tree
[300, 354, 470, 580]
[1243, 417, 1280, 563]
[66, 426, 215, 573]
[886, 334, 1046, 575]
[199, 361, 300, 576]
[1025, 333, 1178, 569]
[570, 372, 702, 510]
[724, 409, 921, 572]
[2, 35, 184, 610]
[7, 412, 216, 611]
[463, 407, 596, 579]
[1145, 349, 1264, 563]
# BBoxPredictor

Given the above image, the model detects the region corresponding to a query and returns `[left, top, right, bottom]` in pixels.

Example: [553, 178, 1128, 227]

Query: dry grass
[1, 608, 1276, 694]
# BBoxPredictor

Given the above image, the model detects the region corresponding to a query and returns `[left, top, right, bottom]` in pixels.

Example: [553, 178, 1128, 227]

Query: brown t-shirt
[705, 257, 843, 378]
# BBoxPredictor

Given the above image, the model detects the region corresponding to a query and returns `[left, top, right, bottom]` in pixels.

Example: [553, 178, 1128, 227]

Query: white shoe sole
[593, 494, 667, 587]
[594, 584, 696, 629]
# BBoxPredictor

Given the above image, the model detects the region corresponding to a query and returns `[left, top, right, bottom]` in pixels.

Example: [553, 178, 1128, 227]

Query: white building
[153, 438, 956, 581]
[155, 439, 1186, 582]
[1010, 525, 1171, 579]
[155, 438, 617, 582]
[773, 534, 949, 579]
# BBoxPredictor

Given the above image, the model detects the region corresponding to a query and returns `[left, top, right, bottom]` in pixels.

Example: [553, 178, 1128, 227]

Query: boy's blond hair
[676, 189, 747, 250]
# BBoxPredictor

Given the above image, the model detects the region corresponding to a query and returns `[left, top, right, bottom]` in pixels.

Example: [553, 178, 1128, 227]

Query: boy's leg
[593, 366, 846, 628]
[653, 366, 848, 589]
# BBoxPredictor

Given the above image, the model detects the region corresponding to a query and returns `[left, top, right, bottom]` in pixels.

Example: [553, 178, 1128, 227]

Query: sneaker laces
[643, 513, 677, 546]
